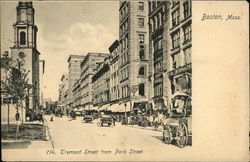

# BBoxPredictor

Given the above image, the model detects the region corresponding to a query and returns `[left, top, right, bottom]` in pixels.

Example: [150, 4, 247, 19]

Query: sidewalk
[2, 117, 53, 149]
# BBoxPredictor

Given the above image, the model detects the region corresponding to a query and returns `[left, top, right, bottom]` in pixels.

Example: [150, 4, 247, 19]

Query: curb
[44, 119, 54, 149]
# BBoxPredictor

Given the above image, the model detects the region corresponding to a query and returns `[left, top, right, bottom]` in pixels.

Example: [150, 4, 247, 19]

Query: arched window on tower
[20, 32, 26, 45]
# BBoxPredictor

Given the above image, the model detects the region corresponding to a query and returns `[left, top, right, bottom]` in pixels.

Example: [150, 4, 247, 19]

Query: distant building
[92, 56, 110, 109]
[109, 40, 120, 105]
[119, 1, 149, 114]
[58, 73, 69, 108]
[79, 52, 109, 110]
[39, 60, 45, 107]
[106, 40, 124, 112]
[67, 55, 85, 108]
[10, 1, 40, 110]
[72, 79, 81, 108]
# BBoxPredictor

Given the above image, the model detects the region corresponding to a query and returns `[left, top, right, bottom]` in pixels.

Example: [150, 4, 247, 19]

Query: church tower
[10, 1, 40, 110]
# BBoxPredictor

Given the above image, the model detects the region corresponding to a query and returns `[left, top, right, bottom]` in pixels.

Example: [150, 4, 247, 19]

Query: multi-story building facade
[79, 53, 109, 110]
[58, 73, 69, 108]
[119, 1, 149, 113]
[92, 57, 110, 108]
[39, 60, 45, 107]
[107, 40, 122, 112]
[109, 40, 120, 105]
[67, 55, 85, 108]
[10, 1, 40, 110]
[58, 83, 62, 105]
[148, 1, 171, 111]
[72, 79, 81, 108]
[168, 1, 192, 97]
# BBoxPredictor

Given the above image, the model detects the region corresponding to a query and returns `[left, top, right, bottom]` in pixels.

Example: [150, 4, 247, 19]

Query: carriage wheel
[163, 127, 172, 144]
[176, 123, 188, 148]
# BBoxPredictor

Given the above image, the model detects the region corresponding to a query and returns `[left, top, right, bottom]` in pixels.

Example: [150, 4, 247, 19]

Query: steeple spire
[13, 1, 37, 48]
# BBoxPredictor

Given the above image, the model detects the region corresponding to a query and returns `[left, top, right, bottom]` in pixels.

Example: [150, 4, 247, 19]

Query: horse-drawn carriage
[163, 92, 192, 148]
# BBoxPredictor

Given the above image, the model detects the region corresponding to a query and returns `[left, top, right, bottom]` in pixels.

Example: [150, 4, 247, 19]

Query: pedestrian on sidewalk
[149, 115, 154, 127]
[50, 115, 53, 122]
[15, 111, 20, 124]
[112, 115, 116, 126]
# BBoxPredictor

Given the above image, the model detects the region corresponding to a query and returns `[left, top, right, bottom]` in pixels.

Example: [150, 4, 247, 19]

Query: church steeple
[10, 1, 40, 110]
[13, 1, 38, 48]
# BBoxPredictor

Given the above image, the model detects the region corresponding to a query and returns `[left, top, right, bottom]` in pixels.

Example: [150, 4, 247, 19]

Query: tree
[1, 51, 30, 125]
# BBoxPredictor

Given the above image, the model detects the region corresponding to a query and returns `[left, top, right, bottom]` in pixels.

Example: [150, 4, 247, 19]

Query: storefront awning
[98, 104, 110, 111]
[107, 103, 119, 112]
[117, 102, 131, 112]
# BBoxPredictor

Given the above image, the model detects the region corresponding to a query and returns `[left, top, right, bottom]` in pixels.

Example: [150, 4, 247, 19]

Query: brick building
[67, 55, 85, 108]
[58, 73, 69, 109]
[108, 40, 121, 112]
[72, 79, 81, 108]
[148, 0, 192, 112]
[168, 1, 192, 97]
[119, 1, 149, 114]
[148, 1, 171, 111]
[92, 57, 110, 110]
[79, 53, 109, 110]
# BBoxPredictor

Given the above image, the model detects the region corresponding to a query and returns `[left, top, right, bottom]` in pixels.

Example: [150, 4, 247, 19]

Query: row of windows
[120, 34, 129, 50]
[153, 37, 163, 52]
[120, 66, 129, 81]
[120, 3, 129, 20]
[111, 86, 119, 100]
[154, 61, 163, 73]
[150, 11, 164, 32]
[172, 47, 191, 69]
[149, 1, 162, 12]
[171, 1, 191, 27]
[120, 51, 129, 67]
[154, 83, 163, 96]
[120, 21, 128, 35]
[171, 25, 192, 49]
[111, 70, 119, 79]
[121, 85, 129, 98]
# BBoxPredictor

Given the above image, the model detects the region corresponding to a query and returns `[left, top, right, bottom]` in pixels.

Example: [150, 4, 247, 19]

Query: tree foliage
[1, 52, 30, 107]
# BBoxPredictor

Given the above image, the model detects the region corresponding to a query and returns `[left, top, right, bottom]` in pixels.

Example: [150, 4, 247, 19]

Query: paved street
[45, 115, 190, 150]
[2, 115, 191, 161]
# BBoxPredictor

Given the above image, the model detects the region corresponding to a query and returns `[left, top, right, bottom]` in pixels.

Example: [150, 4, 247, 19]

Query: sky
[1, 1, 119, 101]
